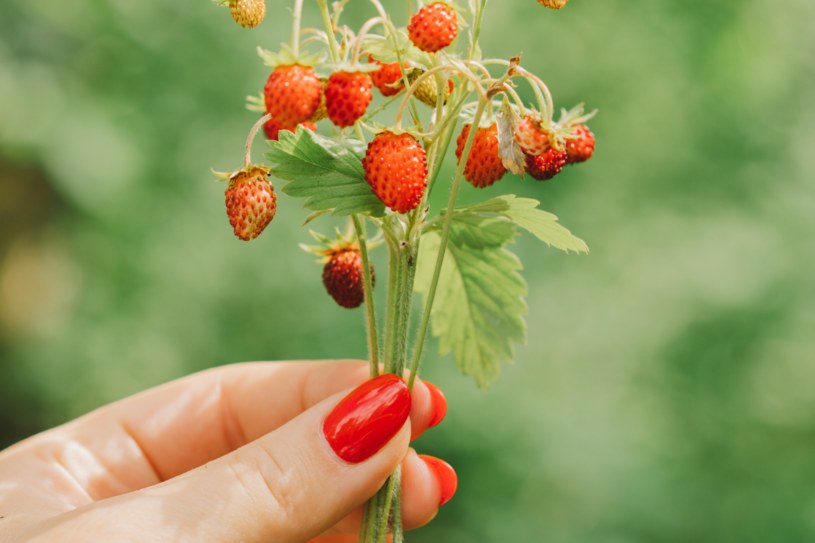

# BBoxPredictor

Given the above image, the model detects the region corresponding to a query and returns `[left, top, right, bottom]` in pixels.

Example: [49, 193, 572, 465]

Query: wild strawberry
[325, 71, 373, 128]
[408, 3, 458, 53]
[565, 124, 595, 164]
[322, 247, 375, 309]
[407, 68, 453, 107]
[264, 64, 322, 127]
[537, 0, 570, 8]
[224, 166, 276, 240]
[514, 114, 551, 156]
[525, 148, 568, 181]
[263, 119, 316, 141]
[455, 123, 507, 188]
[229, 0, 266, 28]
[362, 131, 428, 213]
[369, 57, 406, 97]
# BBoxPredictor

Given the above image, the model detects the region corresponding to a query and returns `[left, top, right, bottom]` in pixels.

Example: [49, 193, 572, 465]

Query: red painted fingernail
[424, 381, 447, 429]
[323, 374, 411, 464]
[419, 454, 457, 506]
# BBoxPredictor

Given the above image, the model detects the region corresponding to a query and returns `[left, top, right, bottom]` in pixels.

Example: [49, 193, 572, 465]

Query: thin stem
[316, 0, 341, 63]
[468, 0, 487, 59]
[352, 17, 386, 63]
[514, 66, 554, 122]
[353, 215, 380, 377]
[244, 113, 271, 167]
[291, 0, 304, 57]
[376, 473, 399, 541]
[407, 98, 488, 389]
[394, 64, 486, 128]
[426, 92, 468, 196]
[383, 234, 401, 374]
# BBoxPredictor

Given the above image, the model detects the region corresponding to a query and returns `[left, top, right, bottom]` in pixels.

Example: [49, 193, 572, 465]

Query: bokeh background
[2, 0, 815, 541]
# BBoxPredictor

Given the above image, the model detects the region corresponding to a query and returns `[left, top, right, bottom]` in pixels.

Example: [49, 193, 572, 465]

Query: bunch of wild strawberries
[221, 0, 593, 308]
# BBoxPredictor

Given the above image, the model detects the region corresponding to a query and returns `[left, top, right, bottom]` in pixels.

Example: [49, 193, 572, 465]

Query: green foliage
[266, 128, 385, 217]
[416, 217, 527, 387]
[457, 195, 589, 253]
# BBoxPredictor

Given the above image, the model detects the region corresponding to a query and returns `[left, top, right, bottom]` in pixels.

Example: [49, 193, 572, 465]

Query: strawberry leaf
[415, 225, 527, 388]
[266, 128, 385, 217]
[456, 195, 589, 253]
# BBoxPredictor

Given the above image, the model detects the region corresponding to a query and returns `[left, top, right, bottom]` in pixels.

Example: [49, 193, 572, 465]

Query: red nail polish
[419, 454, 457, 506]
[323, 374, 411, 464]
[424, 381, 447, 428]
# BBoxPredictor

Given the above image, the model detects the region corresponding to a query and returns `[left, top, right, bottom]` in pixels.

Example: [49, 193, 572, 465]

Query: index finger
[4, 360, 436, 500]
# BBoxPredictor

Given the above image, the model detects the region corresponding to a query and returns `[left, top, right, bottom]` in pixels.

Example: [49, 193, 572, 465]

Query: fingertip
[424, 381, 447, 429]
[418, 454, 457, 506]
[409, 379, 447, 441]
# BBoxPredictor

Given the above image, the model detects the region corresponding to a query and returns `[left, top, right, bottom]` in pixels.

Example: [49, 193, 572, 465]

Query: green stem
[407, 98, 488, 389]
[291, 0, 304, 57]
[376, 472, 399, 541]
[393, 242, 417, 376]
[353, 215, 379, 377]
[382, 234, 401, 374]
[316, 0, 340, 63]
[469, 0, 487, 60]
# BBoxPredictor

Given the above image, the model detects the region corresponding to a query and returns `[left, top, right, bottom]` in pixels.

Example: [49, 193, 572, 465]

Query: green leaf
[266, 128, 385, 217]
[457, 194, 589, 253]
[415, 228, 528, 388]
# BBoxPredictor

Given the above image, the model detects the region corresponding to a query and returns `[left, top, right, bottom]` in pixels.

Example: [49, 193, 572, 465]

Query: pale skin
[0, 360, 445, 542]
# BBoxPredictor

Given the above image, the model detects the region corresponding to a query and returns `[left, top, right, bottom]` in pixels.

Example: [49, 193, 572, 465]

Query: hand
[0, 360, 455, 542]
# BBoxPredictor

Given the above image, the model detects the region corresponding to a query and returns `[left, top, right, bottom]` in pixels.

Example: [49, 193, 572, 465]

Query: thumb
[60, 374, 412, 543]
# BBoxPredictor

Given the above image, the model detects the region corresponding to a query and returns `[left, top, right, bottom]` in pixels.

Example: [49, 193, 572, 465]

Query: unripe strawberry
[515, 115, 551, 156]
[264, 64, 323, 127]
[369, 57, 406, 97]
[308, 79, 328, 123]
[325, 71, 373, 128]
[322, 248, 375, 309]
[407, 69, 453, 107]
[263, 119, 316, 141]
[525, 148, 568, 181]
[408, 3, 458, 53]
[455, 123, 507, 188]
[537, 0, 570, 8]
[224, 166, 276, 240]
[363, 131, 428, 213]
[229, 0, 266, 28]
[565, 124, 595, 164]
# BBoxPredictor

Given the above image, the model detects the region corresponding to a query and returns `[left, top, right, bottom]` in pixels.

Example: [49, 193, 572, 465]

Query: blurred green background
[2, 0, 814, 541]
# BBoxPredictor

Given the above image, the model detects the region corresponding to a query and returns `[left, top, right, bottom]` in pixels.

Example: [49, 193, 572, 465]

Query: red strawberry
[408, 3, 458, 53]
[229, 0, 265, 28]
[525, 148, 568, 181]
[515, 114, 551, 156]
[369, 57, 406, 97]
[325, 71, 373, 128]
[455, 123, 507, 188]
[363, 131, 428, 213]
[322, 248, 375, 309]
[264, 64, 322, 126]
[263, 119, 317, 140]
[224, 166, 276, 240]
[565, 124, 595, 164]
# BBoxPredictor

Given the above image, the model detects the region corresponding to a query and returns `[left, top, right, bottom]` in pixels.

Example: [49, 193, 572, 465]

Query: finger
[4, 361, 441, 502]
[311, 448, 451, 536]
[45, 376, 414, 543]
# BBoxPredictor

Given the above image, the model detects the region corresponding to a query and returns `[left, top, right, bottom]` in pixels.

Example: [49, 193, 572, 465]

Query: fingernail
[424, 381, 448, 429]
[419, 454, 458, 506]
[323, 374, 411, 464]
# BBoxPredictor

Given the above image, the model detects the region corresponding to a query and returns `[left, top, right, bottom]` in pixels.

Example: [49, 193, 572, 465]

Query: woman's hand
[0, 360, 455, 542]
